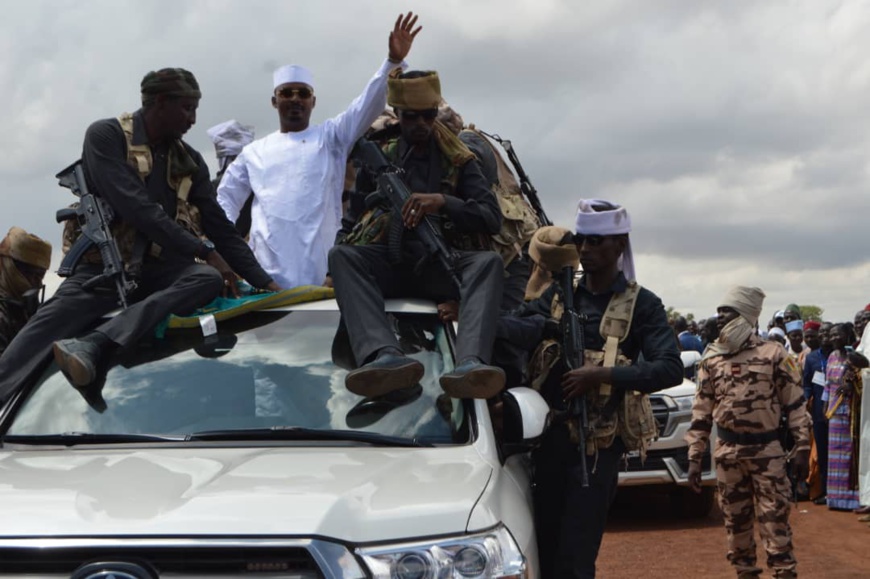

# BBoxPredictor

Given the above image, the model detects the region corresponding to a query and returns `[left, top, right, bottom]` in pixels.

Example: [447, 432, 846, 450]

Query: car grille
[621, 445, 712, 473]
[0, 539, 347, 578]
[649, 396, 669, 437]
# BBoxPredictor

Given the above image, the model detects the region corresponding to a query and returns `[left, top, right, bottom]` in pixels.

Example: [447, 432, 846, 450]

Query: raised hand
[389, 11, 422, 62]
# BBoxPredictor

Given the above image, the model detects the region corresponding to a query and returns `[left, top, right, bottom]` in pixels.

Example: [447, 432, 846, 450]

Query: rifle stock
[351, 138, 462, 289]
[560, 265, 590, 487]
[55, 160, 136, 308]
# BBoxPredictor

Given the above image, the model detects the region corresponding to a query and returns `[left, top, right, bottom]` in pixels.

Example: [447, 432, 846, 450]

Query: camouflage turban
[387, 70, 441, 110]
[525, 226, 578, 300]
[141, 68, 201, 106]
[0, 227, 52, 270]
[719, 285, 765, 327]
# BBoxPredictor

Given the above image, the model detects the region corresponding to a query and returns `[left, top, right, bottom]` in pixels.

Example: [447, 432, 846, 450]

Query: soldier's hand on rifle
[791, 449, 810, 484]
[389, 12, 422, 63]
[561, 363, 610, 401]
[205, 251, 241, 298]
[687, 462, 703, 494]
[437, 300, 459, 323]
[402, 193, 446, 228]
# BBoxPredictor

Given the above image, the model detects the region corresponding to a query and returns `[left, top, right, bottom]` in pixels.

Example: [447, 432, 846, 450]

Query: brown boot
[773, 571, 797, 579]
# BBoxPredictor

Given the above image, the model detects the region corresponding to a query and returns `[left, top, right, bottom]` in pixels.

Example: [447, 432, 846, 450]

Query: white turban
[574, 199, 635, 281]
[272, 65, 314, 90]
[206, 120, 255, 161]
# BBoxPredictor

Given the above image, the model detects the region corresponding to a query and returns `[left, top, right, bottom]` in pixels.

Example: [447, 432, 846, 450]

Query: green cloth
[154, 285, 335, 338]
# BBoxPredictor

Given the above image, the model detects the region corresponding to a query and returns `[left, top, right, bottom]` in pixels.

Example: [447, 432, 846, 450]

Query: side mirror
[501, 387, 550, 457]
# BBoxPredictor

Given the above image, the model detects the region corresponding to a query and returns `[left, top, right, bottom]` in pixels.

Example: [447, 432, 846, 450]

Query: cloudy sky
[2, 0, 869, 323]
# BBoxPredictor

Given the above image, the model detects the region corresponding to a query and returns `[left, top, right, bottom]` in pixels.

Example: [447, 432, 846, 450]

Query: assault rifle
[560, 264, 590, 488]
[351, 138, 461, 289]
[55, 160, 136, 308]
[476, 130, 551, 227]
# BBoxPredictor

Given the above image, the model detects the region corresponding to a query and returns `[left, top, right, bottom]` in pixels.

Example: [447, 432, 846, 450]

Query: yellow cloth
[432, 121, 476, 167]
[387, 69, 441, 110]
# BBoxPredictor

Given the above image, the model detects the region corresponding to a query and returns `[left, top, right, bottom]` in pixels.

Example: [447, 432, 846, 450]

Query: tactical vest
[463, 125, 540, 265]
[61, 113, 203, 268]
[341, 138, 490, 252]
[528, 280, 659, 458]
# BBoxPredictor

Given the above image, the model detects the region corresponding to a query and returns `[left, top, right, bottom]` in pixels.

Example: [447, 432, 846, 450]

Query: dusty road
[595, 487, 870, 578]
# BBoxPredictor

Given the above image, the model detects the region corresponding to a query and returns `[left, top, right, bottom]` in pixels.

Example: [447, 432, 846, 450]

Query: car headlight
[357, 524, 527, 579]
[671, 394, 695, 413]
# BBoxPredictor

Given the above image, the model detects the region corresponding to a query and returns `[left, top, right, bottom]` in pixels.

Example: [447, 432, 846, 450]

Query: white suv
[617, 353, 717, 517]
[0, 299, 548, 578]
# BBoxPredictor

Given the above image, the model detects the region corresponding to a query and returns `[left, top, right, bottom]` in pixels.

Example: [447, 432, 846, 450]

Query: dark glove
[791, 449, 810, 484]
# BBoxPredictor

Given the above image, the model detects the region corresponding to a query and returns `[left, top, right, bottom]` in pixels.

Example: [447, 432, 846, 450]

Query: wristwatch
[197, 240, 216, 260]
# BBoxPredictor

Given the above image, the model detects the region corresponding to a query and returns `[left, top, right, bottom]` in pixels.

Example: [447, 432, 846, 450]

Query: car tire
[670, 486, 715, 518]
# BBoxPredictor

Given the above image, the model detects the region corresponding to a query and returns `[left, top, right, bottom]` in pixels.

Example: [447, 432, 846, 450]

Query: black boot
[439, 358, 505, 399]
[345, 349, 424, 397]
[52, 332, 112, 389]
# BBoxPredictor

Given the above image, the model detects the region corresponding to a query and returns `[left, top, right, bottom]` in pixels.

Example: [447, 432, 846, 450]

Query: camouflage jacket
[686, 334, 811, 463]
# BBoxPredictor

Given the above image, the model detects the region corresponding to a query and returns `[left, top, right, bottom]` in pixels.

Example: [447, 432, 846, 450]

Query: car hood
[0, 445, 493, 542]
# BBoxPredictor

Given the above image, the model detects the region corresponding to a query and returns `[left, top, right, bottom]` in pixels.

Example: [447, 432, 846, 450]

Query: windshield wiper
[1, 432, 183, 446]
[186, 426, 433, 447]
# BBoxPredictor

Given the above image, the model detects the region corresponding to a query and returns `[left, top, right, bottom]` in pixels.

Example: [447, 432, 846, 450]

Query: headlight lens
[672, 394, 695, 412]
[357, 524, 526, 579]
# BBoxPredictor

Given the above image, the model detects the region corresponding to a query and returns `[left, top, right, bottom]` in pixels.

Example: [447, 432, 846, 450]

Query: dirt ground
[595, 487, 870, 578]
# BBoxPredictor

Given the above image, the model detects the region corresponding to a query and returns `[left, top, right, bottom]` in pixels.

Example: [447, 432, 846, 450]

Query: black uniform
[0, 111, 273, 403]
[329, 137, 503, 367]
[502, 272, 682, 578]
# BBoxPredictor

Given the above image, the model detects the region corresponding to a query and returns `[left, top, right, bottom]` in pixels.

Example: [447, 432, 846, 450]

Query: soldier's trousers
[329, 244, 503, 366]
[716, 454, 797, 577]
[0, 258, 223, 403]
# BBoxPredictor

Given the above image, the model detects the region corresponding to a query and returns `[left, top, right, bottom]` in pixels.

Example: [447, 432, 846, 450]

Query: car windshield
[3, 308, 467, 445]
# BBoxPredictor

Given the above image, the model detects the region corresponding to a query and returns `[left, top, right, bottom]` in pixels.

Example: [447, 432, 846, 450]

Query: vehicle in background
[617, 351, 717, 518]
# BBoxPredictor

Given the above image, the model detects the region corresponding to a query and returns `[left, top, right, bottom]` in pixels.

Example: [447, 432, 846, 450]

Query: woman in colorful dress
[824, 324, 867, 510]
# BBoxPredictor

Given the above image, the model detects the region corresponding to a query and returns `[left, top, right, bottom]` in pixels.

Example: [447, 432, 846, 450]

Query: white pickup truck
[0, 299, 548, 578]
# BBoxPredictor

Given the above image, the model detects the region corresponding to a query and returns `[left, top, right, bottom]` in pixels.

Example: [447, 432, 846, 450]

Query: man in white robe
[217, 12, 421, 289]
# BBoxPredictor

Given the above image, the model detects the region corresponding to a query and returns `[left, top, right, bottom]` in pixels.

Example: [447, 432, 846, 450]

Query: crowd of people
[0, 10, 867, 579]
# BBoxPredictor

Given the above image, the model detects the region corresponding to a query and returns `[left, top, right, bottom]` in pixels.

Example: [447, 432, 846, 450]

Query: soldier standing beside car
[687, 285, 811, 579]
[502, 199, 683, 578]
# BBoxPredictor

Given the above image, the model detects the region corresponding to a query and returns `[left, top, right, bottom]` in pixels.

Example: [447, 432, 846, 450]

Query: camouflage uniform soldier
[687, 286, 811, 579]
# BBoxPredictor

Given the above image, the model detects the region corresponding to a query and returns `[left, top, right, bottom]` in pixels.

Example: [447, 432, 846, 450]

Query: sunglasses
[276, 86, 314, 99]
[572, 233, 606, 247]
[400, 109, 438, 121]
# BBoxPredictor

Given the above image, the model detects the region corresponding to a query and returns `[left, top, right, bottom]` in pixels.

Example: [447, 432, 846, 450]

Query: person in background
[824, 323, 867, 512]
[206, 120, 255, 236]
[768, 326, 787, 346]
[802, 320, 830, 504]
[0, 227, 52, 356]
[783, 303, 801, 324]
[785, 319, 804, 363]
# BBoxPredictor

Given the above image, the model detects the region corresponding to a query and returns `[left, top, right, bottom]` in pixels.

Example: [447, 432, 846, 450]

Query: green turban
[141, 68, 201, 106]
